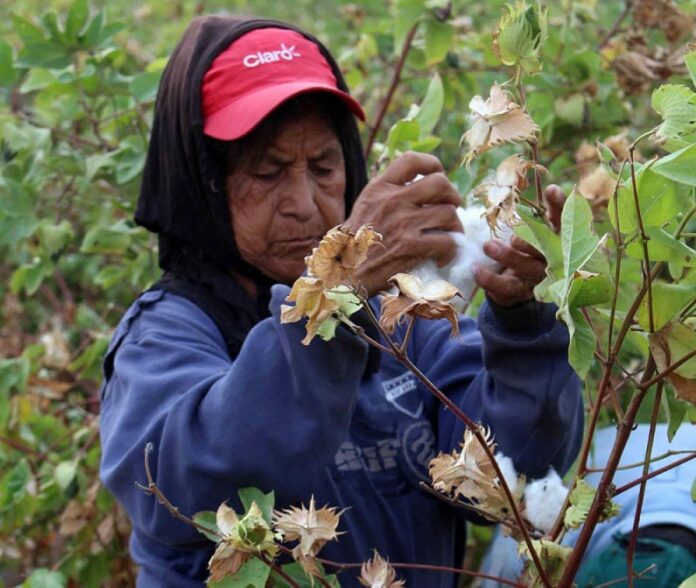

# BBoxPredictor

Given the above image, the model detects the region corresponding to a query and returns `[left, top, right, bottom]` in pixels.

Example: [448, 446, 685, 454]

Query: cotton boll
[495, 452, 519, 494]
[523, 469, 568, 534]
[411, 205, 512, 308]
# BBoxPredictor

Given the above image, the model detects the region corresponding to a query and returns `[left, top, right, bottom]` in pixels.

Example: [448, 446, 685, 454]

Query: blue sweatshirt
[99, 285, 582, 587]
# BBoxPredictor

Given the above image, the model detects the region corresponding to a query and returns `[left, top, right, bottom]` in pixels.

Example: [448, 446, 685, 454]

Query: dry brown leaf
[649, 325, 696, 406]
[59, 500, 90, 537]
[359, 551, 405, 588]
[462, 83, 539, 163]
[274, 496, 343, 558]
[577, 166, 616, 214]
[281, 277, 341, 345]
[633, 0, 693, 42]
[208, 542, 251, 582]
[306, 225, 382, 288]
[473, 155, 543, 232]
[380, 274, 462, 336]
[96, 513, 115, 545]
[429, 426, 500, 504]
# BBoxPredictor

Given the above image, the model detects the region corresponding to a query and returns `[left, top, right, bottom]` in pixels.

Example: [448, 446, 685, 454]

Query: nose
[278, 168, 318, 221]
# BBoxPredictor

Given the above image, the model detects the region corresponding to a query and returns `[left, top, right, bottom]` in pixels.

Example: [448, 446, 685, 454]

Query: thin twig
[625, 382, 662, 587]
[615, 451, 696, 495]
[594, 564, 657, 588]
[607, 160, 628, 356]
[136, 443, 223, 539]
[364, 21, 420, 156]
[356, 294, 552, 588]
[639, 349, 696, 389]
[400, 315, 417, 355]
[585, 449, 696, 473]
[598, 0, 634, 49]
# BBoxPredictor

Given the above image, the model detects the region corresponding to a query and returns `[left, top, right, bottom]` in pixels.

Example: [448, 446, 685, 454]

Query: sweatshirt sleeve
[409, 298, 583, 479]
[99, 285, 368, 548]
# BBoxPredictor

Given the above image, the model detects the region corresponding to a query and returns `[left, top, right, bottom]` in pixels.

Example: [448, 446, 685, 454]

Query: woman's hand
[346, 151, 463, 296]
[474, 185, 565, 307]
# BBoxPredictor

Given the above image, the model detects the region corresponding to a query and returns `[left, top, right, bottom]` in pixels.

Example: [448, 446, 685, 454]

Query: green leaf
[209, 558, 271, 588]
[271, 562, 340, 587]
[10, 257, 54, 296]
[424, 19, 453, 65]
[609, 166, 684, 234]
[0, 40, 18, 86]
[564, 478, 620, 529]
[638, 281, 696, 332]
[21, 569, 67, 588]
[652, 84, 696, 144]
[494, 2, 547, 74]
[54, 460, 77, 490]
[650, 321, 696, 379]
[686, 50, 696, 89]
[515, 205, 563, 275]
[626, 225, 696, 266]
[652, 144, 696, 186]
[80, 221, 133, 254]
[238, 487, 275, 525]
[130, 70, 162, 103]
[193, 510, 221, 542]
[679, 573, 696, 588]
[554, 93, 585, 127]
[559, 306, 597, 378]
[414, 74, 444, 139]
[11, 15, 46, 45]
[386, 119, 420, 156]
[37, 220, 74, 256]
[393, 0, 426, 53]
[691, 478, 696, 503]
[566, 270, 612, 308]
[66, 0, 90, 41]
[518, 539, 571, 585]
[661, 389, 687, 442]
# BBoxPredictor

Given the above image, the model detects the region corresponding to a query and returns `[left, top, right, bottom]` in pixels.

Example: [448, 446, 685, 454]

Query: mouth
[274, 236, 321, 251]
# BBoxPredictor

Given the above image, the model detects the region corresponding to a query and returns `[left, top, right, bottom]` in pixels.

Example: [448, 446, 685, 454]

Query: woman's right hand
[346, 151, 463, 296]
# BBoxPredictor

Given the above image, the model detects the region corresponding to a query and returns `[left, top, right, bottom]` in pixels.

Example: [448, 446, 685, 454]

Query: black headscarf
[134, 16, 368, 357]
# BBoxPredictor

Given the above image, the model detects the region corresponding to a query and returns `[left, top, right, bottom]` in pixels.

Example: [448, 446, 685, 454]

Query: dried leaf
[359, 551, 405, 588]
[462, 83, 539, 163]
[274, 496, 343, 558]
[429, 426, 507, 512]
[380, 273, 462, 336]
[577, 166, 616, 213]
[473, 155, 543, 231]
[208, 541, 252, 582]
[59, 500, 90, 537]
[633, 0, 693, 42]
[281, 277, 341, 345]
[306, 225, 382, 288]
[216, 502, 240, 537]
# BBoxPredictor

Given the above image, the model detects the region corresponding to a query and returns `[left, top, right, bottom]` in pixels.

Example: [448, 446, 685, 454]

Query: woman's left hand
[474, 185, 564, 307]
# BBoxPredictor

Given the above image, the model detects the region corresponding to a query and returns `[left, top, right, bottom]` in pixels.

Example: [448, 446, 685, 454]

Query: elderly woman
[99, 15, 583, 587]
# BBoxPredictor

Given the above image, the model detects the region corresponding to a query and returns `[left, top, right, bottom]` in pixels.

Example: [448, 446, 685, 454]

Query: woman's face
[227, 111, 347, 283]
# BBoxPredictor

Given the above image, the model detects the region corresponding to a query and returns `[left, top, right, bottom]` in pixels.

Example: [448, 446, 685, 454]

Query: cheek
[229, 190, 275, 260]
[319, 175, 347, 227]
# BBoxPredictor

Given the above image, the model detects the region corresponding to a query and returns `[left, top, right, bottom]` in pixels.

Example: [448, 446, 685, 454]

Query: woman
[99, 15, 583, 587]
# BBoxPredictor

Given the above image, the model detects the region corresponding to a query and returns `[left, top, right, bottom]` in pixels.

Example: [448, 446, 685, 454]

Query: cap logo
[242, 43, 301, 68]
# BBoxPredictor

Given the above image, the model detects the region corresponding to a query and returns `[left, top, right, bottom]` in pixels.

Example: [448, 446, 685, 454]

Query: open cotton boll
[411, 206, 512, 308]
[523, 469, 568, 534]
[495, 452, 519, 494]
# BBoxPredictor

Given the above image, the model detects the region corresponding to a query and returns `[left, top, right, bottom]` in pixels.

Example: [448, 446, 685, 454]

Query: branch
[625, 382, 662, 588]
[135, 443, 223, 539]
[614, 451, 696, 495]
[598, 0, 634, 49]
[585, 449, 696, 473]
[364, 21, 420, 156]
[639, 349, 696, 389]
[356, 295, 552, 588]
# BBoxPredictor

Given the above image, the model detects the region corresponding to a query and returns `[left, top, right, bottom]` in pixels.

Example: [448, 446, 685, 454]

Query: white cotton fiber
[495, 452, 519, 494]
[523, 468, 568, 534]
[411, 206, 512, 308]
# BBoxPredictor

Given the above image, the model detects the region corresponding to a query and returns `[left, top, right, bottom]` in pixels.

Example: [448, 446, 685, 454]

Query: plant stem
[136, 443, 223, 539]
[639, 349, 696, 389]
[625, 382, 662, 588]
[585, 449, 696, 473]
[259, 553, 302, 588]
[515, 80, 545, 212]
[615, 452, 696, 495]
[557, 357, 656, 587]
[400, 315, 417, 355]
[629, 151, 654, 333]
[364, 21, 420, 156]
[607, 160, 628, 356]
[598, 0, 634, 49]
[355, 294, 552, 588]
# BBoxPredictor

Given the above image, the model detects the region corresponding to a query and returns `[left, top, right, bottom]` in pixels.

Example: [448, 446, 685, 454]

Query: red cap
[202, 28, 365, 140]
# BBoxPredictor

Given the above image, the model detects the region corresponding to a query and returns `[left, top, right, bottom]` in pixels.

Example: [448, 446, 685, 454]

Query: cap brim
[203, 81, 366, 141]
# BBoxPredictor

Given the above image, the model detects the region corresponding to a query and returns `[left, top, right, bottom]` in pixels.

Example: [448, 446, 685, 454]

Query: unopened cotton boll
[523, 468, 567, 534]
[411, 205, 512, 308]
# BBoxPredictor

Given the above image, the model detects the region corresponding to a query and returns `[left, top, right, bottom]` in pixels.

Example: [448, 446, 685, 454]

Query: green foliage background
[0, 0, 695, 586]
